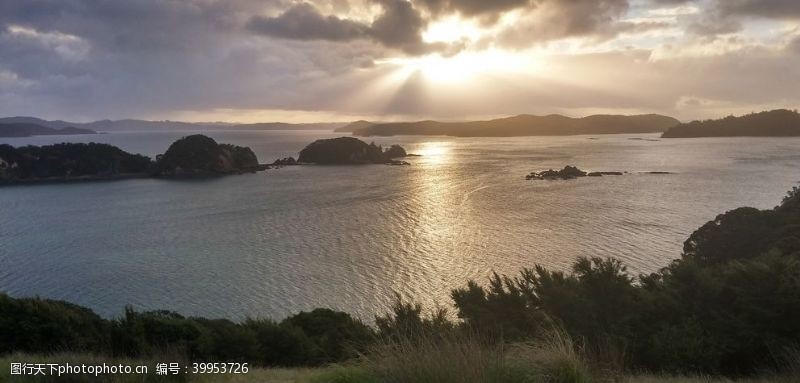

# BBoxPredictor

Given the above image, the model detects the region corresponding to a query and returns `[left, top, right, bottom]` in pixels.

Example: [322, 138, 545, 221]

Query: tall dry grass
[357, 329, 592, 383]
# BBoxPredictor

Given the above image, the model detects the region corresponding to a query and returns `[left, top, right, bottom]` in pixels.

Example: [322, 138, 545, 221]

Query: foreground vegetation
[2, 187, 800, 381]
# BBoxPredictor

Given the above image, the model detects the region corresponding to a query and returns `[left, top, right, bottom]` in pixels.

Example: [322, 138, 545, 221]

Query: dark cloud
[370, 0, 431, 54]
[494, 0, 631, 47]
[716, 0, 800, 19]
[417, 0, 530, 18]
[248, 0, 441, 54]
[247, 3, 368, 41]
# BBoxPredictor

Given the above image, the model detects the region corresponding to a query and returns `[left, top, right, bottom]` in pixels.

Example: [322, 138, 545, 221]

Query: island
[297, 137, 409, 165]
[347, 114, 680, 137]
[526, 166, 669, 180]
[0, 122, 97, 138]
[0, 134, 268, 185]
[155, 134, 261, 176]
[662, 109, 800, 138]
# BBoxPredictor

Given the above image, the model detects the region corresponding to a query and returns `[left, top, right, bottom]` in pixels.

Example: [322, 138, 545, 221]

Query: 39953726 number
[191, 362, 249, 374]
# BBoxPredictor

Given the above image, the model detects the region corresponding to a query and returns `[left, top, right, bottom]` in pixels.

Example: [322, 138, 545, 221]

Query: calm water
[1, 131, 798, 321]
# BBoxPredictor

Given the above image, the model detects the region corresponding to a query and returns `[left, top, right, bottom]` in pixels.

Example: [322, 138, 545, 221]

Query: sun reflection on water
[415, 142, 450, 165]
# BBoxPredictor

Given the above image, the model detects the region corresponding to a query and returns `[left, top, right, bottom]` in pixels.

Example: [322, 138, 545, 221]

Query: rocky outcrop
[526, 166, 674, 180]
[526, 166, 587, 180]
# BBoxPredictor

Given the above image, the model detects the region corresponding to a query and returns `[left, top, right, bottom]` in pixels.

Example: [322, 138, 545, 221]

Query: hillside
[350, 114, 680, 137]
[662, 109, 800, 138]
[0, 122, 96, 137]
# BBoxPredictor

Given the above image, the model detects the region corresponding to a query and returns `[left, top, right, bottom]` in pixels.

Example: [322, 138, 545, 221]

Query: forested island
[2, 187, 799, 381]
[0, 122, 97, 137]
[0, 134, 265, 184]
[347, 114, 680, 137]
[298, 137, 409, 164]
[662, 109, 800, 138]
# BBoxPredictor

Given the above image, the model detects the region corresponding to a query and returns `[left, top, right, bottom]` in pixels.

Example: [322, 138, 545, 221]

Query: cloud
[715, 0, 800, 19]
[418, 0, 530, 20]
[248, 0, 444, 54]
[0, 0, 797, 122]
[247, 3, 368, 41]
[492, 0, 632, 47]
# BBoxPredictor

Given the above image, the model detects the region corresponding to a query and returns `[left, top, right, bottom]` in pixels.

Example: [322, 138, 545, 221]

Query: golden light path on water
[391, 140, 492, 305]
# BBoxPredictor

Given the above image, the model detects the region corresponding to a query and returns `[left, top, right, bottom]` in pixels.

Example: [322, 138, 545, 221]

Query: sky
[0, 0, 799, 123]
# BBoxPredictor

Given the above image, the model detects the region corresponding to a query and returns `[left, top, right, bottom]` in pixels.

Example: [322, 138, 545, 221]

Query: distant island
[662, 109, 800, 138]
[0, 116, 346, 132]
[333, 120, 378, 133]
[0, 134, 267, 185]
[347, 114, 680, 137]
[0, 122, 97, 138]
[298, 137, 409, 165]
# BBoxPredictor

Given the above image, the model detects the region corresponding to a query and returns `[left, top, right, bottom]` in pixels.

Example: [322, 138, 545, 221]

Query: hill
[0, 122, 96, 137]
[350, 114, 680, 137]
[0, 117, 347, 132]
[334, 120, 376, 133]
[662, 109, 800, 138]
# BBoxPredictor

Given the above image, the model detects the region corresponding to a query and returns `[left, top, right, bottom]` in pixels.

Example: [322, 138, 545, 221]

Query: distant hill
[0, 117, 347, 132]
[350, 114, 680, 137]
[334, 120, 376, 133]
[662, 109, 800, 138]
[0, 117, 77, 130]
[0, 123, 97, 137]
[232, 122, 344, 131]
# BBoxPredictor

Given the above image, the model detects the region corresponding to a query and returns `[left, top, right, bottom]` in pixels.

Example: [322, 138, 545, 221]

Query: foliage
[442, 188, 800, 374]
[0, 298, 372, 367]
[662, 109, 800, 138]
[156, 135, 258, 175]
[0, 143, 152, 181]
[297, 137, 406, 164]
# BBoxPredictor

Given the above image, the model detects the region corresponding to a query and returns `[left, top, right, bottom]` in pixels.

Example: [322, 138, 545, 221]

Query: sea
[1, 130, 798, 321]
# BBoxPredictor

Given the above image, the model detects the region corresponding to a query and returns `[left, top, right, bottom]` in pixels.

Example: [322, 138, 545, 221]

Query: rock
[527, 166, 587, 180]
[526, 166, 631, 180]
[272, 157, 298, 166]
[384, 144, 407, 158]
[587, 171, 624, 177]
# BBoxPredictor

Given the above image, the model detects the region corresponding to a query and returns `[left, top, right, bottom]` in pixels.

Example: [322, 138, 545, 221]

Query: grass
[2, 342, 798, 383]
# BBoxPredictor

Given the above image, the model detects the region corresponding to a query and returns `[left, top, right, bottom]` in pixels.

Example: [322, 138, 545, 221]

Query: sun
[381, 49, 531, 85]
[422, 16, 483, 44]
